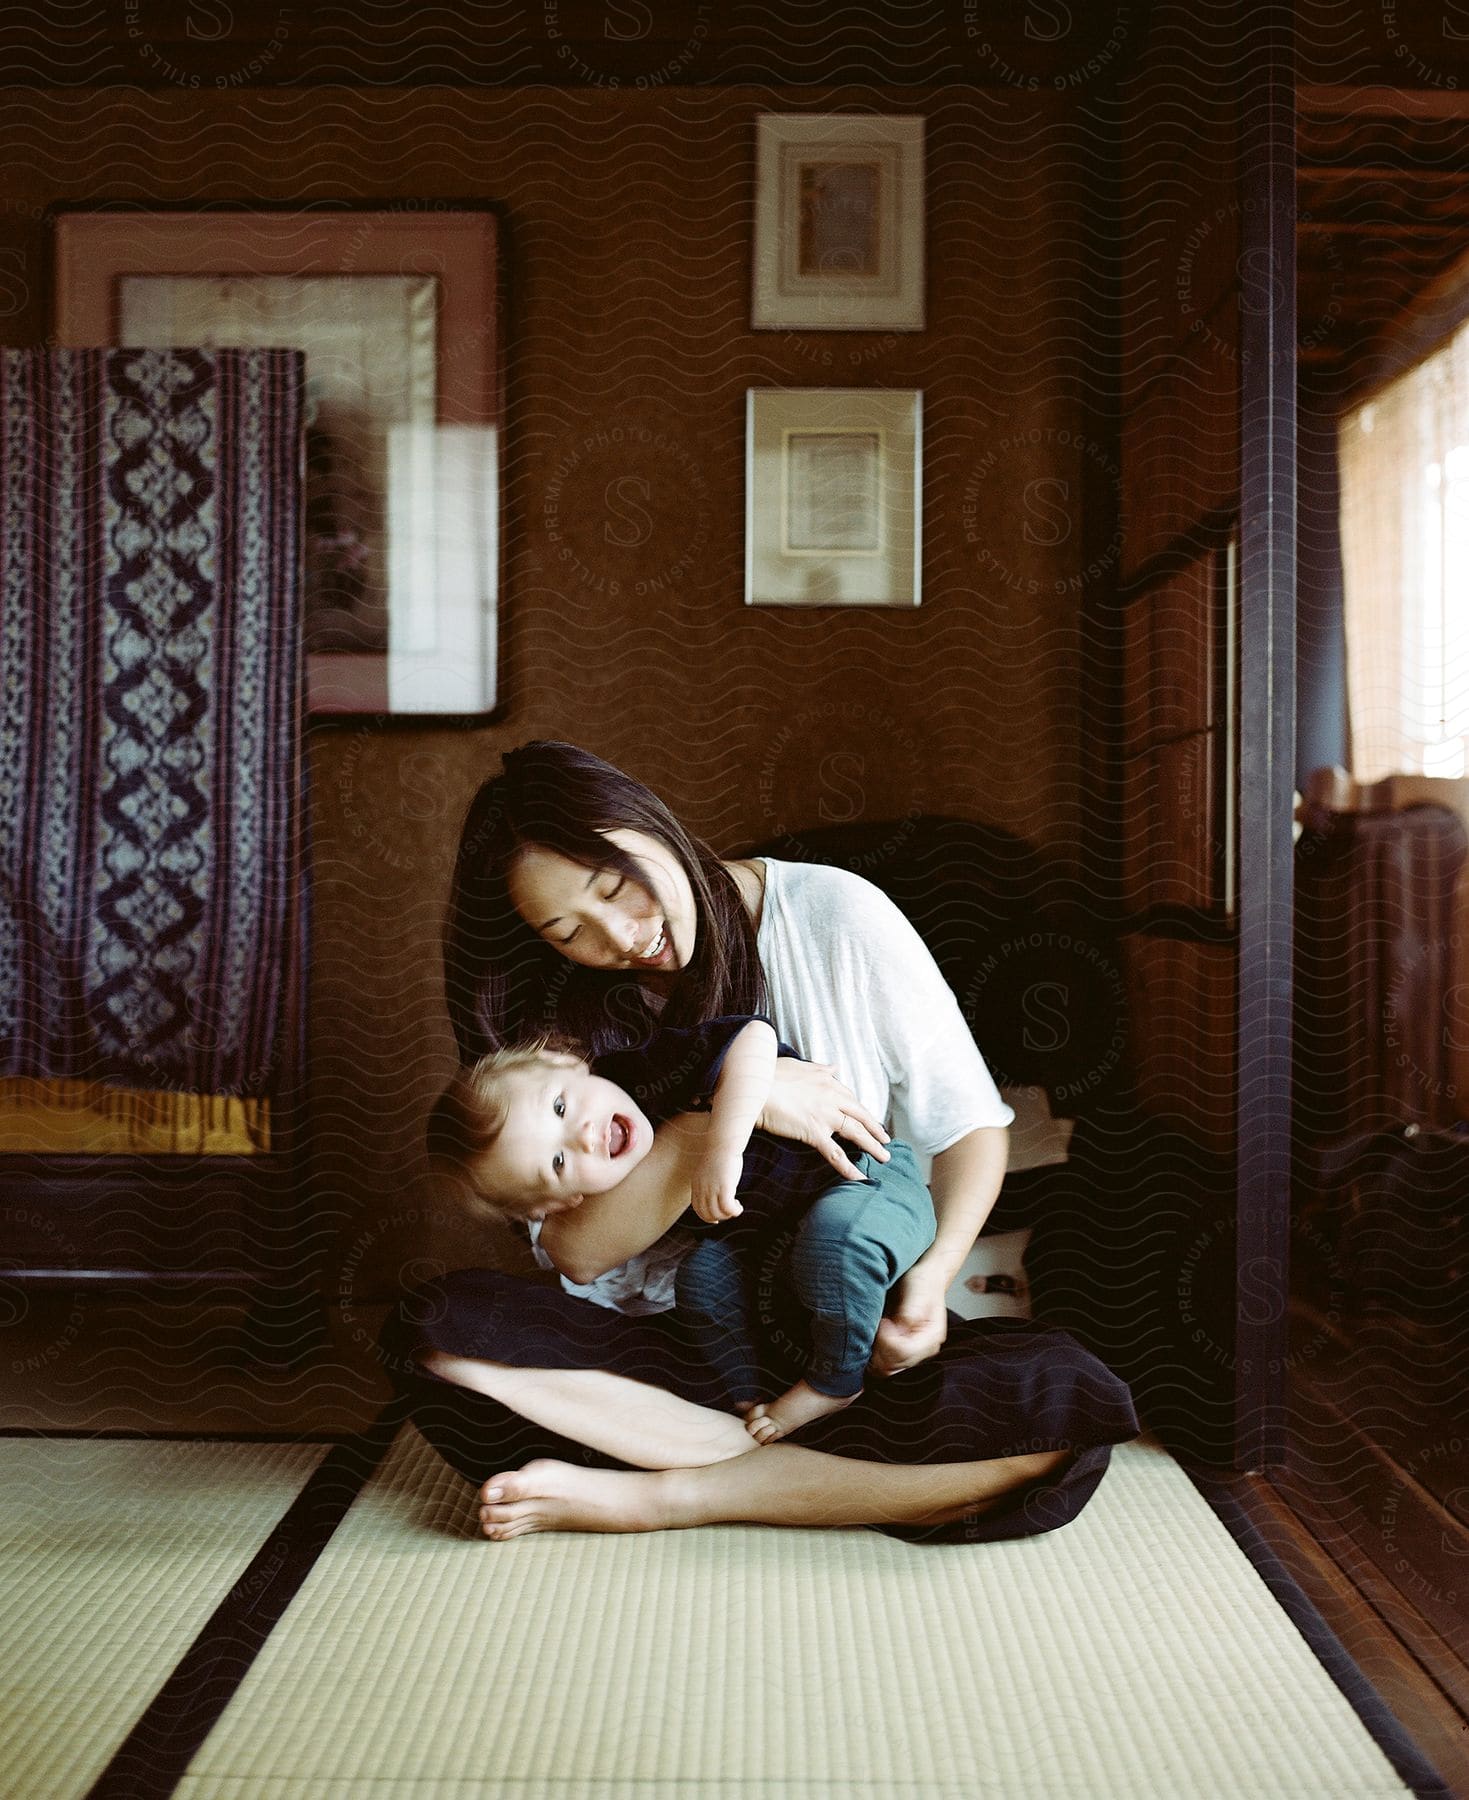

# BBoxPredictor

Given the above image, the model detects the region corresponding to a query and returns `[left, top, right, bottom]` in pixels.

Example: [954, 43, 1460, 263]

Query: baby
[429, 1016, 937, 1442]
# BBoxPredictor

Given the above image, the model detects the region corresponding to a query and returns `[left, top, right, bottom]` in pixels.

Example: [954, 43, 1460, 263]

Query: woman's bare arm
[869, 1124, 1009, 1375]
[915, 1125, 1009, 1286]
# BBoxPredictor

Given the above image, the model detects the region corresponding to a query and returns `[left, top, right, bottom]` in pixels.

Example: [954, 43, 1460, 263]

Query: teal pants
[675, 1141, 937, 1399]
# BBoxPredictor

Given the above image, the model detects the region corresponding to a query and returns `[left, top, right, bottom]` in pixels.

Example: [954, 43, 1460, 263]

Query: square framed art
[745, 388, 922, 607]
[752, 114, 925, 331]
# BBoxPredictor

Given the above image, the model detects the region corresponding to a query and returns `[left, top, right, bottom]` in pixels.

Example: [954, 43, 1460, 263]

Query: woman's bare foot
[745, 1380, 858, 1444]
[477, 1458, 675, 1539]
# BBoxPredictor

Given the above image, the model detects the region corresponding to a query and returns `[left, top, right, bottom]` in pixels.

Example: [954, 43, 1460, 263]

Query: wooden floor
[0, 1286, 394, 1436]
[0, 1287, 1464, 1796]
[1219, 1466, 1469, 1798]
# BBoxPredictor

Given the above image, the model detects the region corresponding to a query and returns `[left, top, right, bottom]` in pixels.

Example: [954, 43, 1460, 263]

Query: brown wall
[1105, 0, 1243, 1456]
[1, 82, 1097, 1290]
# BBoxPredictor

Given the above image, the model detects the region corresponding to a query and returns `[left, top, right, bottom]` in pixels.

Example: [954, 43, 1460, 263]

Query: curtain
[0, 347, 304, 1101]
[1340, 327, 1469, 782]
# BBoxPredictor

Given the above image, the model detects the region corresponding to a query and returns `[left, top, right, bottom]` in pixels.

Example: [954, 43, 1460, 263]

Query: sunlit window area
[1341, 329, 1469, 780]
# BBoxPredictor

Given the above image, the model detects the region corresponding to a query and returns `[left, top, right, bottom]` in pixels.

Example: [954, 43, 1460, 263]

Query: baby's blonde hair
[428, 1035, 584, 1220]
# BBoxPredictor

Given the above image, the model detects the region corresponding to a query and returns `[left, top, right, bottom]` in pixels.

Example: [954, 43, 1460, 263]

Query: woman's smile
[633, 923, 672, 968]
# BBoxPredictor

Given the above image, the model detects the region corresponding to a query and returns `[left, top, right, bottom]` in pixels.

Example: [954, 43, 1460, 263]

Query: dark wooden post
[1235, 0, 1297, 1468]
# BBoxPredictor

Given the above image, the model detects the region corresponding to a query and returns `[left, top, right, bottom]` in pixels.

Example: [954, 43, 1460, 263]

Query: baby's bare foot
[476, 1458, 670, 1539]
[744, 1380, 857, 1444]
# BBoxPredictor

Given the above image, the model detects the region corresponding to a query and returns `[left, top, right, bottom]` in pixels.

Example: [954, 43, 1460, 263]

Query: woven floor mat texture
[172, 1429, 1417, 1798]
[2, 1437, 325, 1799]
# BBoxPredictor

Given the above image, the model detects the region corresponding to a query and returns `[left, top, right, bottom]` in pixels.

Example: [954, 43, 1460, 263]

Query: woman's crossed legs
[421, 1350, 1067, 1540]
[390, 1269, 1137, 1545]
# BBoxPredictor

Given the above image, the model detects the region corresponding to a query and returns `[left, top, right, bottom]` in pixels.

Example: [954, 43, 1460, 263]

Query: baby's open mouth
[608, 1115, 632, 1157]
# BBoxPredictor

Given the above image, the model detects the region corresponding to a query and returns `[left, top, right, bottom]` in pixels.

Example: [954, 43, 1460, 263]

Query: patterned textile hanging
[0, 347, 304, 1099]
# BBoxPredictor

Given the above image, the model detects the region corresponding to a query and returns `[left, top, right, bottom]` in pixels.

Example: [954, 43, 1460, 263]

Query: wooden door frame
[1235, 0, 1297, 1468]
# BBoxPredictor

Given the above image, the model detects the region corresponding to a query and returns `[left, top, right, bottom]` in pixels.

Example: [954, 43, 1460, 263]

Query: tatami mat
[1, 1436, 325, 1800]
[175, 1428, 1419, 1798]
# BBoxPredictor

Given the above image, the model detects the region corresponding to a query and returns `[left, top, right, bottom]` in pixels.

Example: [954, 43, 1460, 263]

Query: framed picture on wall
[752, 114, 925, 331]
[48, 202, 502, 721]
[745, 388, 921, 606]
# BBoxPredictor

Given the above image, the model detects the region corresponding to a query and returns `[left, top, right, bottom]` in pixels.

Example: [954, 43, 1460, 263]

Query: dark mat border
[84, 1396, 408, 1800]
[0, 1428, 362, 1442]
[1182, 1463, 1455, 1800]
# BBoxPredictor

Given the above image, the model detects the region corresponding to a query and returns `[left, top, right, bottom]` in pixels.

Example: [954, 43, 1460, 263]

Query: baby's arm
[689, 1019, 778, 1223]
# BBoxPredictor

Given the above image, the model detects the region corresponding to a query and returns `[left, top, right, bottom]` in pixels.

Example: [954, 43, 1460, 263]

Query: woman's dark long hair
[444, 741, 766, 1061]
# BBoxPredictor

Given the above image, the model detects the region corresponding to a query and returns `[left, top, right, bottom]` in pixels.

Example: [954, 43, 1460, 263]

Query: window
[1340, 330, 1469, 781]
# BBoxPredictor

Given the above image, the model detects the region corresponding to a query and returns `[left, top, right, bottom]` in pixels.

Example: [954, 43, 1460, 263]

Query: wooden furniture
[1298, 765, 1469, 1136]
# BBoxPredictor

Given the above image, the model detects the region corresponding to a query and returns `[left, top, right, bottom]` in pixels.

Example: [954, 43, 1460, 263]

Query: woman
[391, 741, 1136, 1543]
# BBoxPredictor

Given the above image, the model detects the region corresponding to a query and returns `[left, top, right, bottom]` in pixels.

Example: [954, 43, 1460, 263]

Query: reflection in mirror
[380, 425, 499, 717]
[1290, 81, 1469, 1682]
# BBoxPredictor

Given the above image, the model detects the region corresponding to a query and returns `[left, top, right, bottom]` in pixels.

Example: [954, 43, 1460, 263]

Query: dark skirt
[381, 1266, 1139, 1547]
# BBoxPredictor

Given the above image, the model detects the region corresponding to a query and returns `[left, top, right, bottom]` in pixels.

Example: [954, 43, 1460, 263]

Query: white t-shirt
[530, 857, 1013, 1314]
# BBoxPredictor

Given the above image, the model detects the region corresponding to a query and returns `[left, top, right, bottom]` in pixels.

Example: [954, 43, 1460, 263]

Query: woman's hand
[869, 1266, 951, 1375]
[757, 1059, 890, 1181]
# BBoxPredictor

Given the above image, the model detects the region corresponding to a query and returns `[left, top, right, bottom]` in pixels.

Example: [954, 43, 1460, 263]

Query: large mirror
[1289, 70, 1469, 1709]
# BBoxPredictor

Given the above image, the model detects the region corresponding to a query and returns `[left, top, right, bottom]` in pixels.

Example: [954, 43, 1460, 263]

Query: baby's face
[477, 1054, 653, 1220]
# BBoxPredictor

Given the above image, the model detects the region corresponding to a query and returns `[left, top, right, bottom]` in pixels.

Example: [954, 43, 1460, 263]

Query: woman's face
[507, 827, 698, 973]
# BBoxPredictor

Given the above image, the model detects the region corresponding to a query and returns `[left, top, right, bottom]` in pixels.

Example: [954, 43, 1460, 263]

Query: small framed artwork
[745, 388, 921, 607]
[752, 114, 925, 332]
[49, 203, 502, 720]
